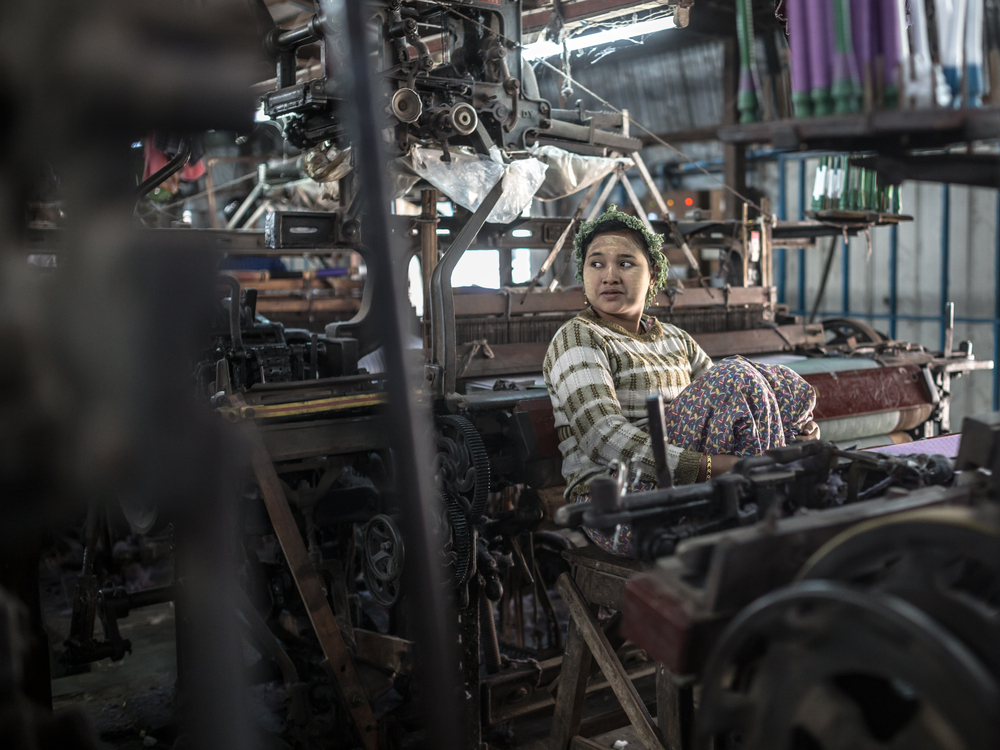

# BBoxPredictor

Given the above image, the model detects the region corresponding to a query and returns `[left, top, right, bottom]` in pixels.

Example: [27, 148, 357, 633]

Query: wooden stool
[550, 546, 691, 750]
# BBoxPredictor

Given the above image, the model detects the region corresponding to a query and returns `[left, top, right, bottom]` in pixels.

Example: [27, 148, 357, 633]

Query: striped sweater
[543, 308, 713, 496]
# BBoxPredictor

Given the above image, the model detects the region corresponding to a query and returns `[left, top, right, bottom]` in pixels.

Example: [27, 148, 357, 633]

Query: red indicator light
[684, 197, 694, 206]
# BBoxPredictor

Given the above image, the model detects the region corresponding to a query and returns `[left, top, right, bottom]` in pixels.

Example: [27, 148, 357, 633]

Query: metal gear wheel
[696, 581, 1000, 750]
[435, 414, 491, 519]
[361, 514, 405, 606]
[798, 506, 1000, 679]
[434, 415, 490, 590]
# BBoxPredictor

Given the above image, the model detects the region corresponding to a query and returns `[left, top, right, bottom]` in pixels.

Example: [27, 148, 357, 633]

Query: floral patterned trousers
[579, 356, 817, 556]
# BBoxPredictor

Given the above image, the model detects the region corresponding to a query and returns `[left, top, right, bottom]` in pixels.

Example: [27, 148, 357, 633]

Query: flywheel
[696, 581, 1000, 750]
[434, 414, 490, 589]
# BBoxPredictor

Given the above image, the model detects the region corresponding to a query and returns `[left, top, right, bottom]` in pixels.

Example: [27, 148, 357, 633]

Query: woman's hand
[698, 453, 739, 481]
[798, 420, 821, 441]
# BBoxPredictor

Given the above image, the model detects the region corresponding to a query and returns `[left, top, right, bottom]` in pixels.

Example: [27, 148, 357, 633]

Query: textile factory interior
[3, 1, 1000, 748]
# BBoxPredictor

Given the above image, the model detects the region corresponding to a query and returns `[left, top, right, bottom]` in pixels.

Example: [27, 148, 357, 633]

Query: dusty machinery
[46, 2, 995, 750]
[603, 411, 1000, 750]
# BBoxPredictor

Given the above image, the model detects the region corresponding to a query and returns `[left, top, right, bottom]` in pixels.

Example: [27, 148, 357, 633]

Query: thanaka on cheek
[582, 231, 653, 334]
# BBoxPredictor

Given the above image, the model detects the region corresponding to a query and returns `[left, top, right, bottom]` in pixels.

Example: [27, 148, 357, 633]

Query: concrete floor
[40, 531, 179, 749]
[50, 602, 177, 748]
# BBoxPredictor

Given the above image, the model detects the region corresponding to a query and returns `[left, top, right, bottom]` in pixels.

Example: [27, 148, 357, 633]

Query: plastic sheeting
[388, 156, 421, 199]
[409, 145, 547, 224]
[530, 144, 633, 201]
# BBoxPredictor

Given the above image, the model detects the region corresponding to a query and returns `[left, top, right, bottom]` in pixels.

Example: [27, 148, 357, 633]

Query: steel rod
[797, 159, 807, 315]
[940, 184, 952, 351]
[889, 223, 899, 338]
[334, 3, 462, 749]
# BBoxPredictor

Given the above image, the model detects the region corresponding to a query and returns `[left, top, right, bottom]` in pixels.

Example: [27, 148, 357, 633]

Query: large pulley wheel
[435, 414, 491, 518]
[798, 506, 1000, 679]
[435, 415, 490, 589]
[361, 514, 404, 607]
[696, 581, 1000, 750]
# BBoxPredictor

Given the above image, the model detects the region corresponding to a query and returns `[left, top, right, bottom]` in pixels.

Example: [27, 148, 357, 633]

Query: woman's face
[582, 231, 654, 331]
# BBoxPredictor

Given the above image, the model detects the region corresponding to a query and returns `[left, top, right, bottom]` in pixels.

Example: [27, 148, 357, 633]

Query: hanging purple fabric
[852, 0, 875, 97]
[878, 0, 902, 106]
[806, 0, 834, 114]
[788, 0, 813, 116]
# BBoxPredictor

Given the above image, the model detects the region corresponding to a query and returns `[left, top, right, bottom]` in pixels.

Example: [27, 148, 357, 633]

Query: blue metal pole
[797, 159, 806, 316]
[940, 185, 951, 351]
[777, 155, 787, 305]
[889, 224, 898, 339]
[841, 236, 850, 315]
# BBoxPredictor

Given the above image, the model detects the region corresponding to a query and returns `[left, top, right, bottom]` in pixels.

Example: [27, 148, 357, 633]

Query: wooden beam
[237, 404, 381, 750]
[557, 574, 667, 750]
[550, 619, 596, 750]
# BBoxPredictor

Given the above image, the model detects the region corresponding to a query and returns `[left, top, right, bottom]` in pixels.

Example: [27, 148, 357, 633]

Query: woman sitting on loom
[542, 207, 818, 556]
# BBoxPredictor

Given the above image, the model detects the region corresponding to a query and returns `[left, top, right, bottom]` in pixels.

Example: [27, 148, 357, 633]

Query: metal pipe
[80, 501, 101, 576]
[135, 139, 191, 206]
[334, 3, 462, 749]
[420, 188, 439, 349]
[889, 223, 899, 338]
[944, 301, 956, 356]
[127, 585, 175, 609]
[841, 236, 850, 314]
[797, 159, 807, 315]
[430, 180, 504, 394]
[940, 185, 951, 351]
[536, 117, 643, 152]
[994, 190, 999, 410]
[646, 395, 673, 488]
[829, 311, 997, 323]
[226, 164, 266, 229]
[275, 16, 320, 48]
[479, 591, 502, 675]
[809, 236, 838, 323]
[218, 275, 244, 354]
[777, 154, 788, 305]
[204, 155, 260, 229]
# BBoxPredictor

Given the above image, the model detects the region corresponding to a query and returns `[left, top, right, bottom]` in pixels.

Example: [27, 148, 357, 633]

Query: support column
[723, 38, 747, 221]
[420, 188, 438, 348]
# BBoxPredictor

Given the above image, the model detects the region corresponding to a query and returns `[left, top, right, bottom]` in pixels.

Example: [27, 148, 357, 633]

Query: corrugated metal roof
[532, 39, 725, 134]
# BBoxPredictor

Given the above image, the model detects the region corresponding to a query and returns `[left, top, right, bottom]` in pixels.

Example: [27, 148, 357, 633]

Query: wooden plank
[354, 629, 415, 676]
[557, 574, 667, 750]
[691, 325, 824, 358]
[656, 665, 692, 750]
[457, 342, 550, 378]
[563, 545, 650, 576]
[485, 659, 658, 724]
[256, 298, 360, 313]
[237, 404, 381, 750]
[575, 567, 632, 611]
[571, 736, 608, 750]
[550, 619, 596, 750]
[453, 287, 771, 317]
[259, 415, 387, 461]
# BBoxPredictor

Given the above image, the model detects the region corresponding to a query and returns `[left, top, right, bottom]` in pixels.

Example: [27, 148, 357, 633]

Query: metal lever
[646, 394, 673, 488]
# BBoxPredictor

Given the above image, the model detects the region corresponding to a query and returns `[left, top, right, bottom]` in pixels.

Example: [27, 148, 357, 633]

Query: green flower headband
[574, 206, 669, 306]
